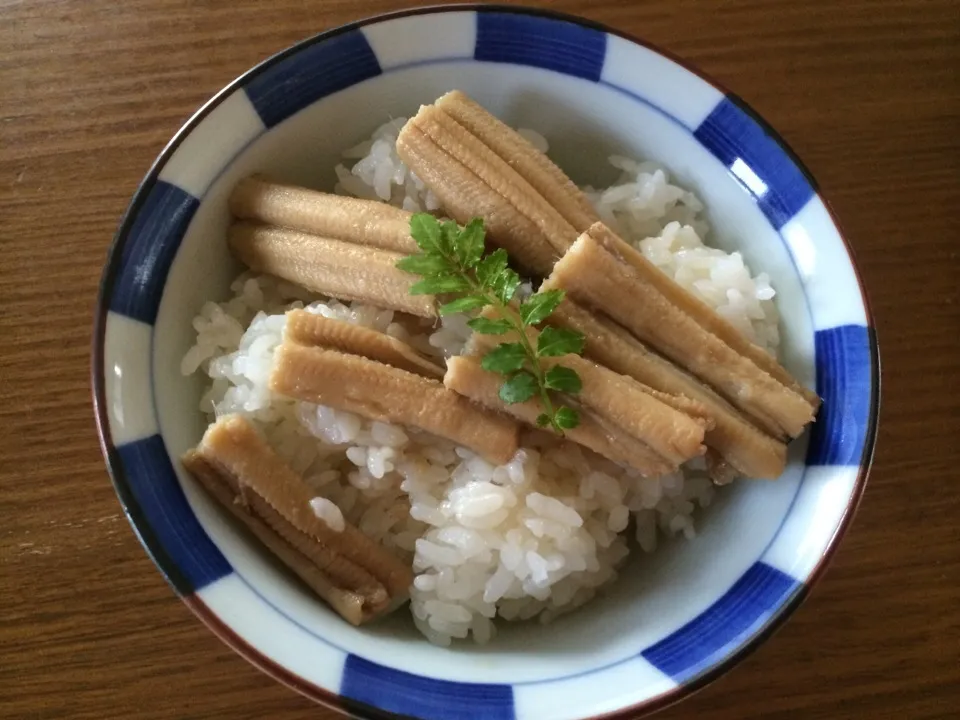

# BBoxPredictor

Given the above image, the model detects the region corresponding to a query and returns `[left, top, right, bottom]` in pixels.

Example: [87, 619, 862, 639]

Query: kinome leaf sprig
[397, 214, 585, 433]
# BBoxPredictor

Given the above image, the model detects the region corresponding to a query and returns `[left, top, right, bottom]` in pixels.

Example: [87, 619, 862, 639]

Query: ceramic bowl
[92, 5, 879, 719]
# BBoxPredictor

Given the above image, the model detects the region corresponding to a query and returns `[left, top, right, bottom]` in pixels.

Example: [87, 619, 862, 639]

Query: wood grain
[1, 0, 958, 718]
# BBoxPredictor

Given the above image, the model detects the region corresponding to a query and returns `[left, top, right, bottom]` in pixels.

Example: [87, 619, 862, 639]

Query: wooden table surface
[2, 0, 958, 718]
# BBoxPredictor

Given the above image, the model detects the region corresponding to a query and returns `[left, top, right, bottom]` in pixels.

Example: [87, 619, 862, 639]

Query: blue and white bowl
[92, 6, 879, 719]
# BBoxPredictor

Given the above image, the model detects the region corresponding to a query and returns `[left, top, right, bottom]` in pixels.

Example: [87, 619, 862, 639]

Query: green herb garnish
[397, 214, 585, 433]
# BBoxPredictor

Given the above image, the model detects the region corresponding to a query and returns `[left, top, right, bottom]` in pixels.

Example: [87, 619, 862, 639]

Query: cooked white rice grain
[309, 497, 345, 532]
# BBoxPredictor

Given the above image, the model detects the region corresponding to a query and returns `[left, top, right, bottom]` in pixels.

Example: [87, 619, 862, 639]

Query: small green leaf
[405, 213, 588, 432]
[467, 317, 512, 335]
[519, 289, 565, 327]
[544, 365, 582, 393]
[554, 406, 580, 430]
[537, 326, 586, 357]
[440, 295, 490, 315]
[475, 249, 509, 288]
[492, 268, 521, 305]
[499, 371, 538, 404]
[410, 275, 472, 295]
[456, 218, 486, 269]
[410, 213, 442, 253]
[481, 343, 527, 374]
[439, 220, 459, 257]
[396, 253, 450, 276]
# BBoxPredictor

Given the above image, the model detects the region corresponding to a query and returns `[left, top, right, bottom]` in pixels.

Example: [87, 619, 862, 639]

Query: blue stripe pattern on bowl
[694, 99, 815, 230]
[641, 562, 801, 683]
[109, 182, 198, 325]
[117, 434, 231, 592]
[475, 12, 607, 82]
[342, 655, 515, 720]
[245, 30, 382, 129]
[807, 325, 874, 466]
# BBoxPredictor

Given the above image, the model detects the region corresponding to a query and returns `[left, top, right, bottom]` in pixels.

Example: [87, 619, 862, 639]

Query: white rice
[334, 118, 442, 213]
[183, 118, 779, 645]
[310, 497, 345, 533]
[585, 155, 779, 353]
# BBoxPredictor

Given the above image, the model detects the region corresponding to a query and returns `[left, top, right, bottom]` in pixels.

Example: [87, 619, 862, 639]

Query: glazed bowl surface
[93, 6, 878, 719]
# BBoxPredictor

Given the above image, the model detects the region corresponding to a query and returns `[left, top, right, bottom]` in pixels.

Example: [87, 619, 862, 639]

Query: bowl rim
[91, 4, 880, 719]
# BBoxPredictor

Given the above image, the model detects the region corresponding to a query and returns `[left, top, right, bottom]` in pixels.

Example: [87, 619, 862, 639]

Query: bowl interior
[98, 8, 876, 720]
[157, 59, 809, 685]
